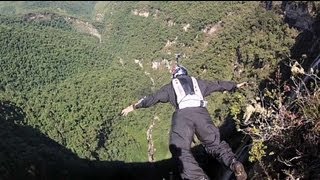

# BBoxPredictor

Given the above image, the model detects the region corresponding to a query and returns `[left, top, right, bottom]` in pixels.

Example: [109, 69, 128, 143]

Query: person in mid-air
[121, 63, 248, 180]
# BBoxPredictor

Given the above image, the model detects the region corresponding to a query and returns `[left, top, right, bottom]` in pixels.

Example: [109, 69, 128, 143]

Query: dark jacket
[135, 76, 237, 110]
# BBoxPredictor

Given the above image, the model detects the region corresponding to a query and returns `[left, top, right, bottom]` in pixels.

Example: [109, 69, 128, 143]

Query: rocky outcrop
[280, 1, 320, 70]
[147, 116, 159, 162]
[202, 21, 224, 36]
[132, 9, 150, 17]
[95, 13, 104, 22]
[134, 59, 144, 68]
[183, 23, 190, 32]
[22, 12, 102, 43]
[151, 59, 171, 71]
[23, 12, 53, 22]
[65, 17, 101, 43]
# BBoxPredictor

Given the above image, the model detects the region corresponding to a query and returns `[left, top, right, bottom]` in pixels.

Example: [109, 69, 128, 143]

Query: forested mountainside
[0, 1, 319, 180]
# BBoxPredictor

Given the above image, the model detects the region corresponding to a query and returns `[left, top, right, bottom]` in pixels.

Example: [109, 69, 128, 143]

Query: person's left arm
[198, 79, 247, 97]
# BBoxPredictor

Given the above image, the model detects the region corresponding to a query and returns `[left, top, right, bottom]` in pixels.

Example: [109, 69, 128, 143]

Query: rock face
[65, 17, 102, 43]
[279, 1, 320, 71]
[132, 9, 150, 17]
[23, 12, 54, 22]
[281, 1, 314, 31]
[23, 12, 102, 43]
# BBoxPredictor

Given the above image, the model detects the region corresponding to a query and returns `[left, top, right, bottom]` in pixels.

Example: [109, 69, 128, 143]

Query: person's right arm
[134, 84, 171, 109]
[121, 84, 171, 116]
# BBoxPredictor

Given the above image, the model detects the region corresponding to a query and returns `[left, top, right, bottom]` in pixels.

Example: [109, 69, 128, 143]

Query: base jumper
[121, 64, 247, 180]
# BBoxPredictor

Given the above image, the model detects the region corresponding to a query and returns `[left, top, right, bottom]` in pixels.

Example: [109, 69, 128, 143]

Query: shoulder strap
[191, 77, 203, 100]
[172, 78, 185, 104]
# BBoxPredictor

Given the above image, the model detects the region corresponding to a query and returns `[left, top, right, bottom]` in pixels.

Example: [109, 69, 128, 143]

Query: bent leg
[194, 110, 236, 168]
[169, 111, 209, 180]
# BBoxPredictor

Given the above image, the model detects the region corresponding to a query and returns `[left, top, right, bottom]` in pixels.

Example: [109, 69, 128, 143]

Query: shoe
[231, 161, 247, 180]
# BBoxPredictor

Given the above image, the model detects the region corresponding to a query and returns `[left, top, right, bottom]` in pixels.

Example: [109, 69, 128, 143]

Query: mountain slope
[0, 1, 319, 180]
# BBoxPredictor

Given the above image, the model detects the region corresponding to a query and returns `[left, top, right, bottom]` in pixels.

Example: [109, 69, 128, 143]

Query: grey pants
[169, 107, 235, 180]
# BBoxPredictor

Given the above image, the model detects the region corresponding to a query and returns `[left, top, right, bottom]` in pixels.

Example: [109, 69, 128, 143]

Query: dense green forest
[0, 1, 319, 180]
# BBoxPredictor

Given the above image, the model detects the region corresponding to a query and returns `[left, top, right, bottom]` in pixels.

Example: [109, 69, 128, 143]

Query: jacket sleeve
[200, 79, 237, 97]
[134, 84, 171, 109]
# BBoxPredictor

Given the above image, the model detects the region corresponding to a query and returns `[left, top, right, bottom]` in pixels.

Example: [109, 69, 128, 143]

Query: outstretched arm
[121, 100, 141, 116]
[199, 79, 247, 96]
[121, 84, 171, 116]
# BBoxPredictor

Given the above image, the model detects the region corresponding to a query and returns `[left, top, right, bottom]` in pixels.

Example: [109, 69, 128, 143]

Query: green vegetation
[0, 1, 319, 179]
[0, 1, 96, 20]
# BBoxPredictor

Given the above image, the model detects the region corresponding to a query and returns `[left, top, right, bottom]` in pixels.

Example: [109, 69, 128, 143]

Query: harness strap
[172, 76, 207, 109]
